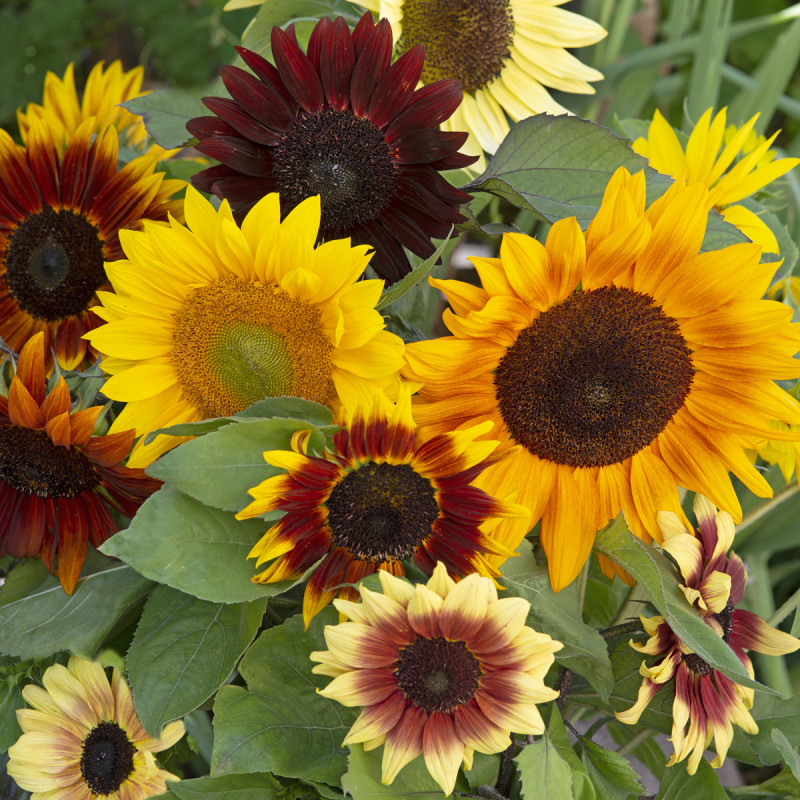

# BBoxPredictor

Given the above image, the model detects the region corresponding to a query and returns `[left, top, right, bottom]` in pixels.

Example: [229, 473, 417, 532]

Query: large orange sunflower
[403, 167, 800, 590]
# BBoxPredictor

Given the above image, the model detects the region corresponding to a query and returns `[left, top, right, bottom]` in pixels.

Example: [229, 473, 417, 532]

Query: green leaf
[579, 740, 644, 800]
[101, 485, 294, 604]
[729, 693, 800, 767]
[341, 743, 447, 800]
[167, 773, 285, 800]
[772, 729, 800, 782]
[0, 550, 152, 660]
[653, 760, 727, 800]
[147, 417, 329, 513]
[515, 734, 575, 800]
[547, 709, 596, 800]
[0, 680, 24, 752]
[727, 766, 800, 798]
[593, 517, 769, 693]
[500, 541, 613, 701]
[122, 91, 206, 149]
[464, 752, 501, 794]
[211, 611, 358, 786]
[126, 584, 266, 736]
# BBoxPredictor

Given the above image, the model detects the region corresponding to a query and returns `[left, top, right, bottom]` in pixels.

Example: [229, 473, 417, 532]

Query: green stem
[576, 559, 590, 619]
[768, 586, 800, 628]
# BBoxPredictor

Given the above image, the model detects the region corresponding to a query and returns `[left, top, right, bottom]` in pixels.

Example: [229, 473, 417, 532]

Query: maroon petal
[195, 136, 272, 177]
[379, 205, 438, 257]
[306, 15, 331, 74]
[367, 45, 425, 130]
[392, 129, 471, 165]
[235, 46, 298, 118]
[190, 163, 240, 193]
[351, 11, 376, 56]
[212, 175, 278, 210]
[272, 24, 325, 112]
[357, 220, 413, 284]
[386, 80, 464, 142]
[321, 16, 356, 110]
[350, 16, 393, 116]
[187, 114, 239, 140]
[202, 96, 280, 146]
[221, 65, 294, 133]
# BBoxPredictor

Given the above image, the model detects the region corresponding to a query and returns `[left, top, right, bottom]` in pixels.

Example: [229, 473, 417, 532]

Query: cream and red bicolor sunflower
[0, 332, 161, 593]
[84, 187, 405, 467]
[236, 386, 526, 626]
[403, 166, 800, 591]
[7, 657, 185, 800]
[357, 0, 606, 161]
[186, 13, 476, 284]
[310, 562, 562, 794]
[0, 117, 184, 371]
[633, 107, 799, 254]
[615, 494, 800, 775]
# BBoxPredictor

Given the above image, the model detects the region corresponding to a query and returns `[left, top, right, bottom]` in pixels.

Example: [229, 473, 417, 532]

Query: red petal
[271, 24, 325, 113]
[320, 17, 355, 110]
[194, 136, 272, 177]
[350, 17, 392, 116]
[386, 81, 464, 142]
[367, 46, 425, 130]
[16, 332, 47, 406]
[220, 65, 294, 134]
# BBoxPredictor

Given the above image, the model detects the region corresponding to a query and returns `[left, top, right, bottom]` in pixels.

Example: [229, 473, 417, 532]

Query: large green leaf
[167, 773, 285, 800]
[147, 417, 329, 513]
[211, 611, 358, 786]
[547, 709, 596, 800]
[653, 760, 727, 800]
[515, 734, 575, 800]
[0, 678, 24, 752]
[122, 91, 206, 149]
[0, 550, 152, 660]
[578, 740, 643, 800]
[593, 517, 768, 693]
[100, 485, 294, 604]
[500, 541, 613, 701]
[126, 585, 266, 736]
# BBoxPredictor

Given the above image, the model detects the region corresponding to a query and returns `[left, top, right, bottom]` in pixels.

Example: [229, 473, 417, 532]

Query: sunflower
[632, 107, 799, 253]
[357, 0, 606, 161]
[84, 186, 405, 467]
[403, 167, 800, 591]
[7, 657, 185, 800]
[18, 60, 154, 154]
[0, 117, 184, 371]
[311, 562, 562, 795]
[0, 332, 161, 593]
[615, 495, 800, 774]
[753, 419, 800, 483]
[187, 13, 476, 284]
[236, 386, 526, 625]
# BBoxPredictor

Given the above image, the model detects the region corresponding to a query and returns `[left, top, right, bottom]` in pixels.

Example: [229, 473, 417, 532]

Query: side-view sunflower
[403, 167, 800, 591]
[18, 60, 153, 153]
[187, 13, 476, 284]
[0, 332, 161, 593]
[85, 186, 405, 467]
[615, 494, 800, 774]
[357, 0, 606, 160]
[0, 117, 184, 371]
[311, 563, 562, 795]
[8, 657, 185, 800]
[633, 107, 799, 253]
[236, 386, 526, 626]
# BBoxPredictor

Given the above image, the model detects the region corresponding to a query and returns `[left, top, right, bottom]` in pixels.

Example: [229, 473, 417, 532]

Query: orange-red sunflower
[0, 117, 184, 371]
[0, 332, 161, 593]
[236, 387, 525, 626]
[403, 167, 800, 591]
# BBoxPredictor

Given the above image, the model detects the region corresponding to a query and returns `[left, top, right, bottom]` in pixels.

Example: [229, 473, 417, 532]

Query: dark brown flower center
[4, 206, 106, 322]
[272, 107, 398, 236]
[80, 721, 136, 795]
[494, 286, 695, 469]
[682, 652, 712, 676]
[397, 0, 514, 94]
[395, 636, 481, 713]
[682, 600, 736, 676]
[326, 462, 439, 562]
[0, 426, 98, 497]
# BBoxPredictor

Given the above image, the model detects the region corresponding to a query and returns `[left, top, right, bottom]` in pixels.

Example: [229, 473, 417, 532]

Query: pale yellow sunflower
[7, 657, 185, 800]
[633, 107, 799, 253]
[403, 167, 800, 591]
[85, 187, 405, 467]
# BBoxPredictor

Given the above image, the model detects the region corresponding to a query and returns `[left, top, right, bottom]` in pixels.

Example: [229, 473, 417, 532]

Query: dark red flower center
[494, 286, 695, 468]
[326, 462, 439, 563]
[395, 636, 481, 713]
[0, 426, 98, 497]
[4, 206, 106, 322]
[397, 0, 514, 94]
[80, 721, 136, 795]
[272, 107, 398, 236]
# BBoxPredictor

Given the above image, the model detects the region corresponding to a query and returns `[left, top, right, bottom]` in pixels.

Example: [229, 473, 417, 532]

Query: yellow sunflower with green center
[355, 0, 606, 161]
[403, 167, 800, 591]
[85, 187, 405, 467]
[633, 107, 799, 253]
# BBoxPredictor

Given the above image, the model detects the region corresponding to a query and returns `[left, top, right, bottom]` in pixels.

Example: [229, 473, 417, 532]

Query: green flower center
[80, 721, 136, 795]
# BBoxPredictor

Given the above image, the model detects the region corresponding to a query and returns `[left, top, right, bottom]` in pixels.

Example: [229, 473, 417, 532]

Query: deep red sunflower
[187, 13, 477, 284]
[235, 387, 526, 626]
[0, 117, 184, 371]
[0, 332, 162, 593]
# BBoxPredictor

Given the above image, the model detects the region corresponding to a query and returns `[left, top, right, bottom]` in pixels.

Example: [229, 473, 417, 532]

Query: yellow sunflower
[633, 107, 799, 253]
[85, 186, 405, 467]
[356, 0, 606, 160]
[8, 657, 185, 800]
[403, 167, 800, 591]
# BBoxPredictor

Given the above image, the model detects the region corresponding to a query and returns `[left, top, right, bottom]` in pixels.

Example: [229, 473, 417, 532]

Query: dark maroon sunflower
[187, 13, 477, 284]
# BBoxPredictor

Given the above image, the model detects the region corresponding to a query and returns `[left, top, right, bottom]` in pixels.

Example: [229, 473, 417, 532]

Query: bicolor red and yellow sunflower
[311, 562, 562, 794]
[616, 494, 800, 774]
[236, 386, 526, 626]
[403, 167, 800, 591]
[187, 13, 476, 284]
[0, 332, 161, 593]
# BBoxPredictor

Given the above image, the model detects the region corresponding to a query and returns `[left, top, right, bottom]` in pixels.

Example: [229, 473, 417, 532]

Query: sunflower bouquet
[2, 2, 800, 799]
